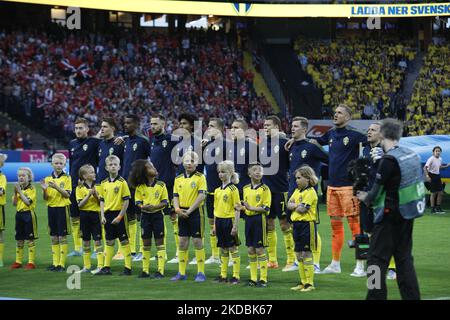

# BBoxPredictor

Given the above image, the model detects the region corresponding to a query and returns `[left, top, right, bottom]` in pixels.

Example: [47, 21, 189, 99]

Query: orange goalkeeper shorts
[326, 186, 360, 217]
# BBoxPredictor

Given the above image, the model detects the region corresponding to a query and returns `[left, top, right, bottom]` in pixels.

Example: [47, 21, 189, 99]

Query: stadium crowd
[294, 36, 416, 122]
[0, 124, 33, 150]
[0, 26, 272, 142]
[404, 43, 450, 136]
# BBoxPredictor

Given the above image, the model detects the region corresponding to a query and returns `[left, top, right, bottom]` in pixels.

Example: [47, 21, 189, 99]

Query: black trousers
[366, 209, 420, 300]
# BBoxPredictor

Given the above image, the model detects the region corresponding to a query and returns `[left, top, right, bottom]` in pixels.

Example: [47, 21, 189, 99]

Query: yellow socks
[28, 243, 36, 265]
[248, 253, 257, 282]
[52, 244, 60, 267]
[105, 245, 115, 267]
[267, 230, 277, 263]
[59, 241, 68, 267]
[304, 256, 314, 286]
[142, 246, 151, 274]
[195, 248, 206, 274]
[389, 257, 396, 270]
[83, 246, 91, 270]
[71, 220, 82, 252]
[94, 244, 104, 268]
[128, 220, 137, 254]
[283, 228, 296, 265]
[16, 246, 24, 264]
[172, 219, 179, 257]
[139, 236, 144, 254]
[220, 249, 229, 278]
[298, 258, 306, 285]
[210, 232, 219, 258]
[157, 245, 166, 275]
[312, 232, 322, 267]
[178, 250, 188, 276]
[231, 249, 240, 279]
[121, 243, 132, 270]
[258, 253, 268, 283]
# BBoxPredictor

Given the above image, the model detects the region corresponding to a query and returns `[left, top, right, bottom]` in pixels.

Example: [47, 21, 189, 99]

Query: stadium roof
[3, 0, 450, 17]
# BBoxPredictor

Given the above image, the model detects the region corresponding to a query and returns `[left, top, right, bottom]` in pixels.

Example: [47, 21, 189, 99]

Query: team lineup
[1, 105, 391, 292]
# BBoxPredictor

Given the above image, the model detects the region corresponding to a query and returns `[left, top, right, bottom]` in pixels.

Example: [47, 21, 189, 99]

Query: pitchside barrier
[1, 135, 449, 182]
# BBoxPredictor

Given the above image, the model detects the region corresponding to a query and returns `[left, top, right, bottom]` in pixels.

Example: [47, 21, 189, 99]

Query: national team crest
[191, 182, 196, 188]
[329, 139, 333, 146]
[223, 194, 229, 202]
[133, 143, 138, 151]
[155, 191, 160, 198]
[240, 148, 245, 156]
[274, 145, 280, 154]
[343, 137, 349, 146]
[83, 144, 88, 151]
[60, 182, 65, 188]
[162, 140, 167, 148]
[256, 195, 261, 202]
[114, 187, 119, 193]
[109, 147, 114, 155]
[301, 150, 307, 159]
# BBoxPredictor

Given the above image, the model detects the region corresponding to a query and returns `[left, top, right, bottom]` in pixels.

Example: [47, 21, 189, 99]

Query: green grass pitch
[0, 183, 449, 300]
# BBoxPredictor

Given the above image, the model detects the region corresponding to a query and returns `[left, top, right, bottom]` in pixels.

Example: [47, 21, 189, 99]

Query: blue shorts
[15, 210, 38, 241]
[0, 205, 5, 231]
[127, 188, 140, 221]
[48, 206, 71, 237]
[141, 212, 165, 240]
[244, 214, 267, 248]
[104, 210, 129, 242]
[80, 210, 102, 241]
[163, 185, 174, 216]
[215, 217, 240, 248]
[268, 192, 287, 220]
[178, 207, 205, 238]
[69, 191, 80, 218]
[293, 221, 317, 252]
[206, 193, 215, 219]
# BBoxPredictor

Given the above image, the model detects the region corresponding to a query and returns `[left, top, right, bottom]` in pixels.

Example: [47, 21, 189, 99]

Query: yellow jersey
[173, 172, 207, 208]
[289, 187, 318, 222]
[135, 180, 169, 214]
[44, 172, 72, 207]
[15, 184, 37, 212]
[99, 176, 131, 212]
[214, 183, 241, 219]
[0, 172, 6, 205]
[242, 183, 271, 217]
[76, 183, 101, 212]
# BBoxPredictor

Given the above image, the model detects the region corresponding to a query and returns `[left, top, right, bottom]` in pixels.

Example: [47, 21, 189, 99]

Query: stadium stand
[404, 43, 450, 136]
[0, 26, 273, 142]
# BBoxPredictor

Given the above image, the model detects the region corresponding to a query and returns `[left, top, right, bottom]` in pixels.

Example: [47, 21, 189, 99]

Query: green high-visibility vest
[372, 146, 425, 223]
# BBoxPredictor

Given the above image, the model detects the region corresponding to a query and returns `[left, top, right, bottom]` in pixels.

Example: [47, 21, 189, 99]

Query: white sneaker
[205, 256, 221, 265]
[387, 270, 397, 280]
[321, 263, 341, 274]
[189, 257, 197, 265]
[314, 264, 321, 274]
[167, 256, 179, 264]
[282, 262, 299, 272]
[90, 267, 102, 275]
[132, 253, 143, 262]
[76, 267, 92, 274]
[350, 267, 366, 277]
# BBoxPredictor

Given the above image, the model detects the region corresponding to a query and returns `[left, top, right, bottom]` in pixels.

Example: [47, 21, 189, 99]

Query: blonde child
[76, 164, 104, 274]
[287, 165, 319, 292]
[40, 153, 71, 272]
[213, 160, 241, 284]
[11, 167, 38, 270]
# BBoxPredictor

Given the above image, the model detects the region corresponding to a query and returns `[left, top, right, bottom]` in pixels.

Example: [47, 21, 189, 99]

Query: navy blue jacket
[69, 137, 100, 186]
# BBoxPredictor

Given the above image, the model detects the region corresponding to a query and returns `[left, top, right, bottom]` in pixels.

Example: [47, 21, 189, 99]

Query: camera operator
[357, 119, 424, 300]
